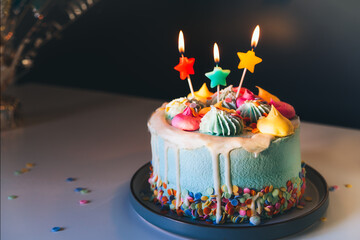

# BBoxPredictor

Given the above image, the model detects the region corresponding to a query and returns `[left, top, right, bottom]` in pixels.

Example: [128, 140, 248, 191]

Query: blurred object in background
[0, 0, 99, 129]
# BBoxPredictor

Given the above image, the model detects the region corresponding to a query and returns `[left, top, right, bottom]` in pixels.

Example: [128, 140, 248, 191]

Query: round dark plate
[130, 163, 329, 240]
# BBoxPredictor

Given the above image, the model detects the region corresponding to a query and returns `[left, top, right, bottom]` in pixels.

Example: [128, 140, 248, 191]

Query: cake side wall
[151, 129, 301, 195]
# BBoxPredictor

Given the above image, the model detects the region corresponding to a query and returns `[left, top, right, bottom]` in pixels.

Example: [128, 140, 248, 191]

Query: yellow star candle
[236, 25, 262, 99]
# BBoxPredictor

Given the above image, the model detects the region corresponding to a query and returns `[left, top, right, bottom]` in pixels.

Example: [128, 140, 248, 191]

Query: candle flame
[214, 43, 220, 64]
[178, 30, 185, 54]
[251, 25, 260, 49]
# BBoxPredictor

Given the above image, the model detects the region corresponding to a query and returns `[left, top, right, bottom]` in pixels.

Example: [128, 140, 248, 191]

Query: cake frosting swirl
[199, 106, 243, 136]
[237, 100, 270, 123]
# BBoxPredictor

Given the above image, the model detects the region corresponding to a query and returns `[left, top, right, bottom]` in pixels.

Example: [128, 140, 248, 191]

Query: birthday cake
[147, 84, 305, 225]
[146, 28, 305, 225]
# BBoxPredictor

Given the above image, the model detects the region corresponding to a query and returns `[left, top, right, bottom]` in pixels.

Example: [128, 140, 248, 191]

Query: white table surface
[1, 84, 360, 240]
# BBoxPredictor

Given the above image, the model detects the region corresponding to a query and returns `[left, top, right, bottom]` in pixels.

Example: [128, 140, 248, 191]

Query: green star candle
[205, 43, 231, 103]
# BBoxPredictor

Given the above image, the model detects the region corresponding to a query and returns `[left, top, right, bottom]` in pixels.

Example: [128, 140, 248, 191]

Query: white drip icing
[149, 134, 156, 184]
[224, 153, 232, 194]
[155, 135, 162, 188]
[256, 199, 262, 215]
[164, 144, 169, 184]
[210, 150, 222, 223]
[175, 148, 181, 209]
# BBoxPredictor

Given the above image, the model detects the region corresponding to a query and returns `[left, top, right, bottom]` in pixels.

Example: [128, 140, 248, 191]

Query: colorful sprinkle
[74, 187, 84, 192]
[272, 189, 279, 197]
[148, 167, 306, 225]
[320, 217, 327, 222]
[51, 227, 64, 232]
[66, 177, 76, 182]
[345, 184, 352, 188]
[20, 168, 30, 173]
[231, 199, 239, 206]
[26, 163, 35, 168]
[14, 170, 22, 176]
[80, 189, 90, 194]
[304, 196, 312, 202]
[206, 187, 214, 195]
[201, 196, 208, 201]
[224, 192, 232, 199]
[232, 185, 239, 194]
[250, 215, 261, 226]
[79, 200, 90, 205]
[194, 192, 202, 200]
[8, 195, 18, 200]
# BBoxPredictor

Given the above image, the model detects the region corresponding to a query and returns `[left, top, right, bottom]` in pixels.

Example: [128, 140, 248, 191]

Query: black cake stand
[130, 163, 329, 240]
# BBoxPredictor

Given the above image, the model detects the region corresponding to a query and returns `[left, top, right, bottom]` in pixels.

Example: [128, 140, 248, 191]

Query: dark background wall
[18, 0, 360, 129]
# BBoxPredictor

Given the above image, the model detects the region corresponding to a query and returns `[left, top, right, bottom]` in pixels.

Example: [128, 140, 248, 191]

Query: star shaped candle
[236, 25, 263, 98]
[174, 57, 195, 80]
[205, 67, 230, 88]
[237, 50, 262, 73]
[205, 43, 231, 102]
[174, 31, 195, 98]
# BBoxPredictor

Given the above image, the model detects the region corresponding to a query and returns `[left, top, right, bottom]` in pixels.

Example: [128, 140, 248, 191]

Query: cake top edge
[161, 85, 297, 138]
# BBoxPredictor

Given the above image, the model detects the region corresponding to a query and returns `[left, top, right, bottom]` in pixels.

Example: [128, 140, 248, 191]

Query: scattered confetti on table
[26, 163, 35, 168]
[14, 163, 36, 176]
[80, 189, 90, 194]
[345, 184, 352, 188]
[20, 168, 30, 173]
[74, 187, 84, 192]
[79, 200, 90, 205]
[51, 227, 64, 232]
[8, 195, 18, 200]
[66, 177, 76, 182]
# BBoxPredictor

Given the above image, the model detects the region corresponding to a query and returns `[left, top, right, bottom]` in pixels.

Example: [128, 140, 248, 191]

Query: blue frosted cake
[147, 85, 306, 225]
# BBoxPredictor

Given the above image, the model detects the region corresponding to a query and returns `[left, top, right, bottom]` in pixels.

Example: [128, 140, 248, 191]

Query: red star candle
[235, 25, 263, 99]
[174, 31, 195, 98]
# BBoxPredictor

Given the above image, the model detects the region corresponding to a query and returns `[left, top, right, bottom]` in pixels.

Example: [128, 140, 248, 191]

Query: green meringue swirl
[237, 100, 270, 123]
[207, 85, 236, 106]
[199, 106, 243, 136]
